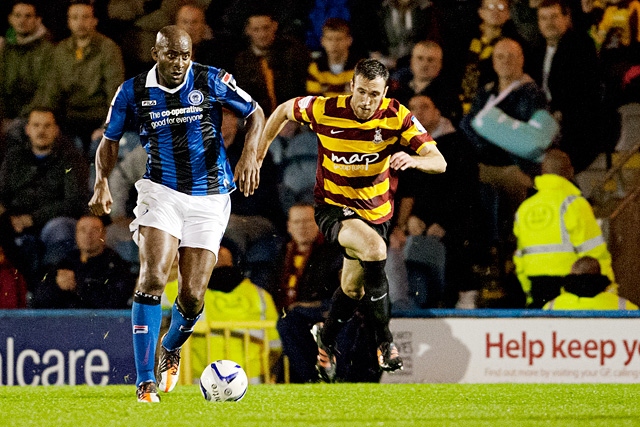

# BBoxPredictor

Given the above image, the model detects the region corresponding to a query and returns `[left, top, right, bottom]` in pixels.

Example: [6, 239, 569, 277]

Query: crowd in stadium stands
[2, 0, 640, 317]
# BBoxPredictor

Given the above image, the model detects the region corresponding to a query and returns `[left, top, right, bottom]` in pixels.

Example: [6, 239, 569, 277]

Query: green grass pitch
[1, 383, 640, 427]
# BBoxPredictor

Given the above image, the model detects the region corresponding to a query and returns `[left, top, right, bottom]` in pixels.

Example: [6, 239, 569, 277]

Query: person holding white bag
[459, 37, 559, 245]
[461, 37, 559, 173]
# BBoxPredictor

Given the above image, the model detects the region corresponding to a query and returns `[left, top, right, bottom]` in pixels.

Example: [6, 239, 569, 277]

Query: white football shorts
[129, 179, 231, 254]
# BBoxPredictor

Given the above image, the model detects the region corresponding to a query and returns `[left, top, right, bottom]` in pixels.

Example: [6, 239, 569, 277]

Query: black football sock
[362, 259, 393, 344]
[321, 286, 360, 347]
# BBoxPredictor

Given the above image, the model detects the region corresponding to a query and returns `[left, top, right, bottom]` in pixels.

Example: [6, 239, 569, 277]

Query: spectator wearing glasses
[458, 0, 524, 115]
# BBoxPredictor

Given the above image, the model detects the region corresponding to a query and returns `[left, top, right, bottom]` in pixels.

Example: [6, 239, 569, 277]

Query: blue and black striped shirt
[105, 62, 257, 195]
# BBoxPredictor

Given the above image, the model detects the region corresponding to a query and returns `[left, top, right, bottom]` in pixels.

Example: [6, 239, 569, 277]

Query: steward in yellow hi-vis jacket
[543, 256, 637, 310]
[513, 149, 615, 308]
[163, 275, 281, 384]
[163, 244, 280, 384]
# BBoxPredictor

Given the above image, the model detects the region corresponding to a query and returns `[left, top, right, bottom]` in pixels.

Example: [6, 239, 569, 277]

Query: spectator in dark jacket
[396, 94, 484, 308]
[233, 9, 309, 115]
[0, 106, 88, 287]
[174, 2, 236, 72]
[274, 203, 380, 383]
[269, 202, 343, 314]
[32, 215, 135, 309]
[528, 0, 602, 172]
[458, 0, 525, 115]
[388, 40, 462, 124]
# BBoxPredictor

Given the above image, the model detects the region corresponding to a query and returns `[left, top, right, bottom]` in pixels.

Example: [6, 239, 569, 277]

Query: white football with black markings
[199, 360, 248, 402]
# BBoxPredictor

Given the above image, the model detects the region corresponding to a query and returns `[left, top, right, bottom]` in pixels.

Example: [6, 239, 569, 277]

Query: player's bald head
[152, 25, 192, 88]
[156, 25, 192, 50]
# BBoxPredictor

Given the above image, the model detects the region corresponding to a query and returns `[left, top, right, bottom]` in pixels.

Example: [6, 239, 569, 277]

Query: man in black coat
[528, 0, 602, 172]
[0, 107, 88, 286]
[388, 40, 462, 125]
[32, 215, 135, 309]
[396, 94, 485, 308]
[233, 9, 309, 116]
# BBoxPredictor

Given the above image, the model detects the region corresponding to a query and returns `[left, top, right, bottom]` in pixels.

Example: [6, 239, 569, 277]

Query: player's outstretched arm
[234, 104, 266, 197]
[389, 143, 447, 174]
[257, 99, 296, 164]
[88, 137, 119, 216]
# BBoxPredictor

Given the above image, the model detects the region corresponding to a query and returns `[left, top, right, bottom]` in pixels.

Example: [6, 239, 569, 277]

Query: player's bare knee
[136, 276, 166, 295]
[359, 241, 387, 261]
[177, 288, 205, 314]
[344, 288, 364, 300]
[342, 284, 364, 300]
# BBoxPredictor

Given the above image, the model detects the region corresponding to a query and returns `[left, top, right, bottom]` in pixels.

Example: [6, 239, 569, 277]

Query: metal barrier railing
[180, 320, 289, 385]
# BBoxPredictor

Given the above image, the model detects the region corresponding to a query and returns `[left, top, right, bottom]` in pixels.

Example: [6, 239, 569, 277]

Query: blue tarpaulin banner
[0, 310, 134, 385]
[2, 309, 639, 385]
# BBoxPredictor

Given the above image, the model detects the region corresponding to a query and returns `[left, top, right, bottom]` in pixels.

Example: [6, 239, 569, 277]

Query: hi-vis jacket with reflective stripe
[543, 291, 638, 310]
[513, 174, 615, 296]
[162, 278, 280, 383]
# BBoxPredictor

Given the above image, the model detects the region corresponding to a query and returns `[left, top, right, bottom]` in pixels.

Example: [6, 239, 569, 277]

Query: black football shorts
[314, 204, 390, 250]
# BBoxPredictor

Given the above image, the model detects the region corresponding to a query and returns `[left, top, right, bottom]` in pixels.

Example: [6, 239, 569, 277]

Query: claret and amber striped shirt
[291, 95, 436, 224]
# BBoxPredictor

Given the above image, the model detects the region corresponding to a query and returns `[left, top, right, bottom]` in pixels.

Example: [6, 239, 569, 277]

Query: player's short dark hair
[322, 18, 351, 36]
[354, 58, 389, 84]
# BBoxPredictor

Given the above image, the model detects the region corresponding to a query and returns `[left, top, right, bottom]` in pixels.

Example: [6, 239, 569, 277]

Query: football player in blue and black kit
[89, 25, 265, 402]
